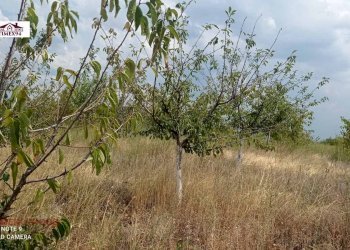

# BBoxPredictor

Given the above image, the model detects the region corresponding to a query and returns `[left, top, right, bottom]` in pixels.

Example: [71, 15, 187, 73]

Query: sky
[1, 0, 350, 139]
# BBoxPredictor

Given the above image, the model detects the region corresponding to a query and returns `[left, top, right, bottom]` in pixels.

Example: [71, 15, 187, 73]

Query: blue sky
[1, 0, 350, 139]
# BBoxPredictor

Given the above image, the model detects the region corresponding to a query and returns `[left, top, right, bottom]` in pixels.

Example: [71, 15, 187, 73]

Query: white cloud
[322, 0, 350, 20]
[332, 28, 350, 60]
[264, 16, 276, 30]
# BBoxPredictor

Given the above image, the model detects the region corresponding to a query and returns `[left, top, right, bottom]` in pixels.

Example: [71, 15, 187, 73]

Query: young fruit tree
[226, 58, 329, 166]
[133, 5, 328, 201]
[131, 5, 233, 203]
[207, 14, 329, 167]
[0, 0, 179, 247]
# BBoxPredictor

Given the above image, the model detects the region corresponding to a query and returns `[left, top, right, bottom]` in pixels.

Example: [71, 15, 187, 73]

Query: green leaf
[84, 123, 89, 139]
[2, 109, 13, 127]
[32, 141, 39, 156]
[70, 10, 79, 19]
[34, 188, 44, 204]
[170, 8, 179, 19]
[70, 15, 78, 33]
[51, 1, 58, 12]
[17, 150, 34, 168]
[109, 0, 115, 13]
[47, 12, 53, 23]
[11, 163, 18, 187]
[127, 0, 136, 22]
[2, 172, 10, 182]
[135, 6, 143, 31]
[109, 86, 119, 104]
[52, 228, 60, 241]
[65, 69, 77, 76]
[59, 148, 64, 164]
[67, 171, 73, 184]
[32, 138, 44, 156]
[27, 7, 39, 26]
[117, 74, 125, 91]
[57, 222, 66, 237]
[62, 75, 73, 90]
[16, 86, 28, 102]
[114, 0, 121, 17]
[47, 179, 60, 194]
[146, 2, 157, 25]
[125, 58, 136, 80]
[100, 144, 111, 164]
[156, 20, 163, 35]
[90, 60, 102, 77]
[56, 67, 64, 81]
[61, 218, 71, 233]
[140, 16, 149, 37]
[107, 93, 116, 110]
[52, 218, 71, 239]
[167, 25, 179, 41]
[9, 120, 20, 150]
[101, 5, 108, 21]
[65, 133, 71, 146]
[38, 139, 44, 153]
[91, 148, 104, 175]
[15, 87, 29, 110]
[42, 50, 49, 61]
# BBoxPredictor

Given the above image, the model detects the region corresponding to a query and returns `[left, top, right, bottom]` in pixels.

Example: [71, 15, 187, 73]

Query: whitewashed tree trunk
[176, 143, 183, 203]
[234, 137, 243, 168]
[266, 131, 271, 145]
[235, 104, 244, 168]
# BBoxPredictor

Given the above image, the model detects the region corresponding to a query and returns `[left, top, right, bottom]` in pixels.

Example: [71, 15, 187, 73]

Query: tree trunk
[175, 143, 183, 203]
[234, 137, 243, 168]
[0, 0, 26, 105]
[266, 131, 271, 145]
[235, 104, 244, 168]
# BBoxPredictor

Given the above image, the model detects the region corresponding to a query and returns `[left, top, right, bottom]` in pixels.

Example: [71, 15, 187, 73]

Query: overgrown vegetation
[2, 137, 349, 249]
[318, 117, 350, 162]
[0, 0, 348, 248]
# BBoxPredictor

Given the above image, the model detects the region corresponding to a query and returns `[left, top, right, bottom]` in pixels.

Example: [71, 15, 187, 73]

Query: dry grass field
[2, 137, 350, 249]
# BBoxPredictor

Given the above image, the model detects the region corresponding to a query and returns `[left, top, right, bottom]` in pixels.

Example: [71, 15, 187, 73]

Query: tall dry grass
[2, 137, 350, 249]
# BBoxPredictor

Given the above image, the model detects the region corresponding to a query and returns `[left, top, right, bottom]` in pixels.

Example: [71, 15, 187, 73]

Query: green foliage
[0, 0, 179, 245]
[47, 179, 61, 194]
[133, 5, 226, 157]
[46, 0, 80, 41]
[217, 16, 328, 150]
[321, 136, 343, 146]
[0, 217, 71, 249]
[298, 141, 350, 163]
[341, 117, 350, 149]
[90, 143, 112, 175]
[136, 6, 326, 159]
[127, 0, 137, 22]
[232, 78, 319, 146]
